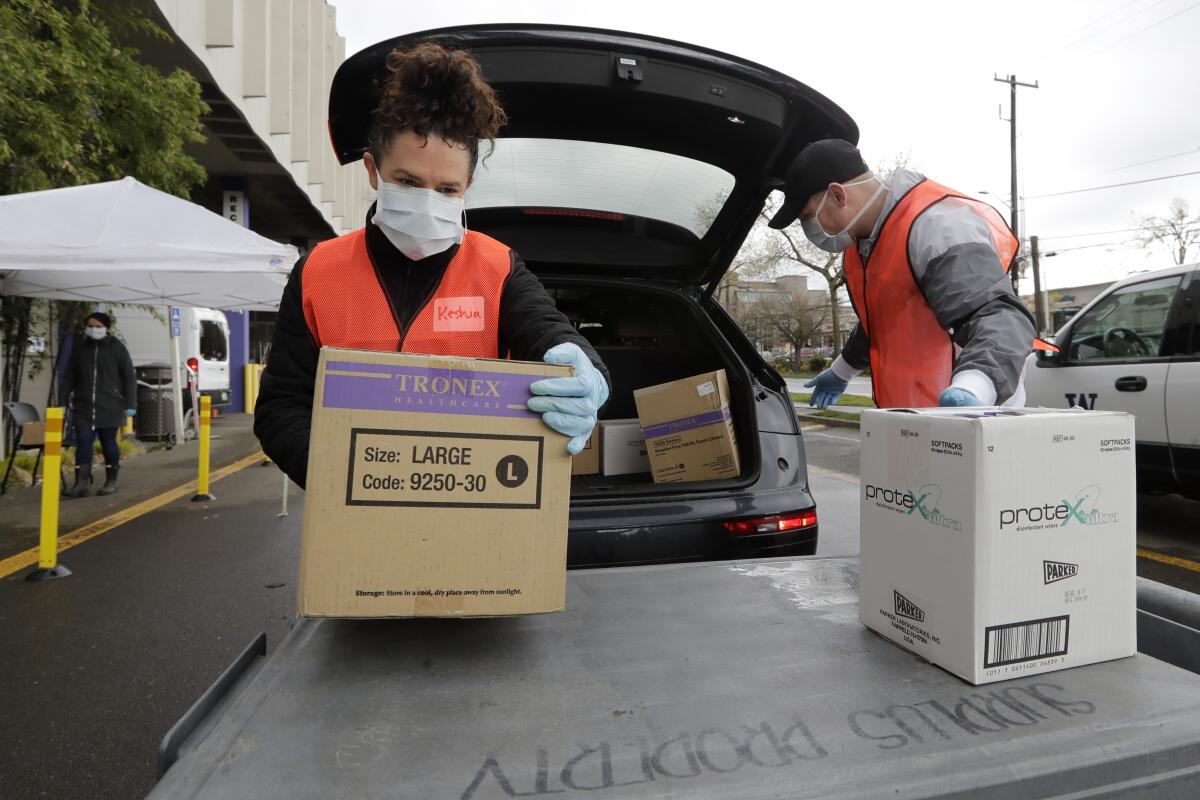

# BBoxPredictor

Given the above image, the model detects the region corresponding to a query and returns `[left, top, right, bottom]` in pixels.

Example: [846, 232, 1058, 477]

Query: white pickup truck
[1024, 264, 1199, 498]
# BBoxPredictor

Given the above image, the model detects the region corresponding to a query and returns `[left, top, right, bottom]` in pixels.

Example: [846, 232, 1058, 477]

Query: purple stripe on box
[326, 361, 397, 375]
[641, 407, 732, 439]
[322, 364, 540, 418]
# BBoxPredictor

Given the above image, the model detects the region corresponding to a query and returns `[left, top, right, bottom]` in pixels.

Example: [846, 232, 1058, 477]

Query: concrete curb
[794, 407, 862, 430]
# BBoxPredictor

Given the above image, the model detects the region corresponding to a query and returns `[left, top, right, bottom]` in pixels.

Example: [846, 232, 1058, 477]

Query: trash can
[136, 363, 177, 442]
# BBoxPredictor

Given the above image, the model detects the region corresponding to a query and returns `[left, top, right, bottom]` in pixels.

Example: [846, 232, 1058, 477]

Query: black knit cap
[86, 311, 112, 328]
[768, 139, 869, 229]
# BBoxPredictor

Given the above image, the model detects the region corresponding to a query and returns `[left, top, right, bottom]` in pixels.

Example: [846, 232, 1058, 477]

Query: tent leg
[167, 306, 186, 446]
[278, 471, 288, 517]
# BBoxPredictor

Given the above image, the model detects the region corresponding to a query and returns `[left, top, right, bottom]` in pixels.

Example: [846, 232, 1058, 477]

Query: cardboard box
[598, 419, 649, 476]
[300, 348, 573, 618]
[634, 370, 740, 484]
[859, 407, 1136, 684]
[20, 421, 45, 446]
[572, 435, 599, 476]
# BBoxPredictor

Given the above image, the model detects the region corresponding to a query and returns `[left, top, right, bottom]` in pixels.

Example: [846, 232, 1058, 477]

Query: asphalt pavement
[0, 414, 298, 800]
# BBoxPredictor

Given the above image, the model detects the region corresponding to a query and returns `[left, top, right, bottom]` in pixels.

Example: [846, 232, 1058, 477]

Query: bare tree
[695, 192, 778, 309]
[698, 152, 912, 357]
[758, 287, 830, 369]
[756, 195, 848, 355]
[1136, 197, 1200, 266]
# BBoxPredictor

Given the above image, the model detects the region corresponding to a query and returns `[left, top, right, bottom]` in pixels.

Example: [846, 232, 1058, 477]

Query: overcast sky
[330, 0, 1200, 291]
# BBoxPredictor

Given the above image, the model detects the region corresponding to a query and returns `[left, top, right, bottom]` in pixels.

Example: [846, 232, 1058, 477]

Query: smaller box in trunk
[634, 370, 740, 484]
[859, 407, 1136, 685]
[300, 348, 573, 619]
[571, 435, 599, 476]
[598, 419, 649, 476]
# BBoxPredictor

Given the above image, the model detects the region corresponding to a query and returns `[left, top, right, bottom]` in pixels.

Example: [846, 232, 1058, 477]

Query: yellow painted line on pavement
[1137, 548, 1200, 574]
[0, 451, 265, 580]
[807, 464, 861, 485]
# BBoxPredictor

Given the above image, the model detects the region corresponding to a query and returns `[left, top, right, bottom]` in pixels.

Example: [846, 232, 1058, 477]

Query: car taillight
[187, 357, 199, 373]
[723, 510, 818, 536]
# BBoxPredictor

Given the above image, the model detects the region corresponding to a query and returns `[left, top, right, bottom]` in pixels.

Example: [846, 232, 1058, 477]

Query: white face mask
[85, 327, 107, 340]
[802, 175, 886, 253]
[372, 180, 466, 261]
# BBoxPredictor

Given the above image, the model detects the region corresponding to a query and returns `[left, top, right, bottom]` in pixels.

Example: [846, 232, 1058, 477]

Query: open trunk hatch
[329, 24, 857, 286]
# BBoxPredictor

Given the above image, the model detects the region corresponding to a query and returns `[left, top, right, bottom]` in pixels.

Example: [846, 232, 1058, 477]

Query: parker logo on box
[894, 590, 925, 622]
[1044, 560, 1079, 584]
[432, 296, 485, 332]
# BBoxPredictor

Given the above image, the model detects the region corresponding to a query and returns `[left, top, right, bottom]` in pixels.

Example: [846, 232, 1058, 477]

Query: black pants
[75, 423, 120, 468]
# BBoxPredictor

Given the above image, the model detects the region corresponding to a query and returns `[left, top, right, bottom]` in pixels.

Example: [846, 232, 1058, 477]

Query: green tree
[0, 0, 207, 196]
[0, 0, 208, 434]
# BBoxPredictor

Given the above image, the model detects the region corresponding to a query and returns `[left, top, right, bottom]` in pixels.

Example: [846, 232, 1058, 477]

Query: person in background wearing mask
[60, 312, 136, 496]
[768, 139, 1036, 409]
[255, 42, 609, 487]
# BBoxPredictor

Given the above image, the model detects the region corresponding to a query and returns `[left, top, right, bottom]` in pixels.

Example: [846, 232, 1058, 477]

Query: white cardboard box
[599, 419, 650, 476]
[859, 407, 1136, 685]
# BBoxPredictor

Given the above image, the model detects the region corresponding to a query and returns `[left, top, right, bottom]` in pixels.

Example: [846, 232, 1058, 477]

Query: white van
[111, 306, 232, 408]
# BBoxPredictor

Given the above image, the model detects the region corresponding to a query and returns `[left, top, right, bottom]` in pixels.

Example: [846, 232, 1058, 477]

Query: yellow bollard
[27, 407, 72, 581]
[191, 395, 216, 502]
[244, 363, 264, 414]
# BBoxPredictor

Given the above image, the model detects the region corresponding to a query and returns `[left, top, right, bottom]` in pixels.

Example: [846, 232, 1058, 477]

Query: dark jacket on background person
[60, 335, 136, 429]
[255, 208, 610, 488]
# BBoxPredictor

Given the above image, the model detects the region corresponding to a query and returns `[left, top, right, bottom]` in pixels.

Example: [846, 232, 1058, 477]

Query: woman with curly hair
[254, 42, 609, 488]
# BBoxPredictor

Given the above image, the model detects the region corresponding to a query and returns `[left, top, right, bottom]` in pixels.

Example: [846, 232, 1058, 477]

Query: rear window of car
[466, 138, 735, 238]
[200, 320, 227, 361]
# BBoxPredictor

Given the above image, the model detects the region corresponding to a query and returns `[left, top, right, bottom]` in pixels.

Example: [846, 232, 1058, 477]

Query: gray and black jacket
[831, 168, 1036, 405]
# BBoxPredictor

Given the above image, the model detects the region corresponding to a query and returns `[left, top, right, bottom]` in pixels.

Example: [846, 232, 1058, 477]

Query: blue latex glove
[124, 408, 137, 417]
[528, 342, 610, 455]
[938, 387, 983, 407]
[804, 369, 849, 410]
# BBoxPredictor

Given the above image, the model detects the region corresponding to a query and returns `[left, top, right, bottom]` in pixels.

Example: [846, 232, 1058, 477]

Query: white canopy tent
[0, 177, 298, 460]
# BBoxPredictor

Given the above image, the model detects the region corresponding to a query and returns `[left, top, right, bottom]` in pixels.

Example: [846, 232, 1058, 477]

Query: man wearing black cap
[769, 139, 1036, 409]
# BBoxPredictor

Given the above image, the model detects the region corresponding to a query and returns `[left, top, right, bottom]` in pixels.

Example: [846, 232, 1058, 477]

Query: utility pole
[994, 73, 1038, 292]
[1029, 235, 1046, 335]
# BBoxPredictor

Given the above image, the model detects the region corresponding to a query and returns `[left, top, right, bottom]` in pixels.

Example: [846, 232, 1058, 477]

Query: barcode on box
[984, 615, 1070, 669]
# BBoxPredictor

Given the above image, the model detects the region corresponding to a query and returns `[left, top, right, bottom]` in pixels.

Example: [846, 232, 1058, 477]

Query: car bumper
[568, 500, 818, 567]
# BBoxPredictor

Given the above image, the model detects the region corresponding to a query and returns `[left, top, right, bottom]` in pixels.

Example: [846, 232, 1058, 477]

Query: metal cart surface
[148, 556, 1200, 799]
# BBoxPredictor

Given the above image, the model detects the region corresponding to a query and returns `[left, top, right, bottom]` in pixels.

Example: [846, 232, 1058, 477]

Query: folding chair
[2, 401, 44, 495]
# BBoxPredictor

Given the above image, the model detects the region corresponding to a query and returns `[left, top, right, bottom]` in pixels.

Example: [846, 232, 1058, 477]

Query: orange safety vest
[842, 180, 1018, 408]
[301, 228, 511, 356]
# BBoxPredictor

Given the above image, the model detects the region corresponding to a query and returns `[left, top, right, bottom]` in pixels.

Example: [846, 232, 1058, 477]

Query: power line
[1046, 238, 1142, 254]
[1044, 0, 1168, 58]
[1080, 0, 1200, 59]
[1037, 222, 1186, 240]
[1027, 169, 1200, 199]
[1084, 146, 1200, 178]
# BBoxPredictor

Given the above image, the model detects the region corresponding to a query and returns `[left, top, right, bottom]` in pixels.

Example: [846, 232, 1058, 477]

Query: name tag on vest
[433, 296, 486, 332]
